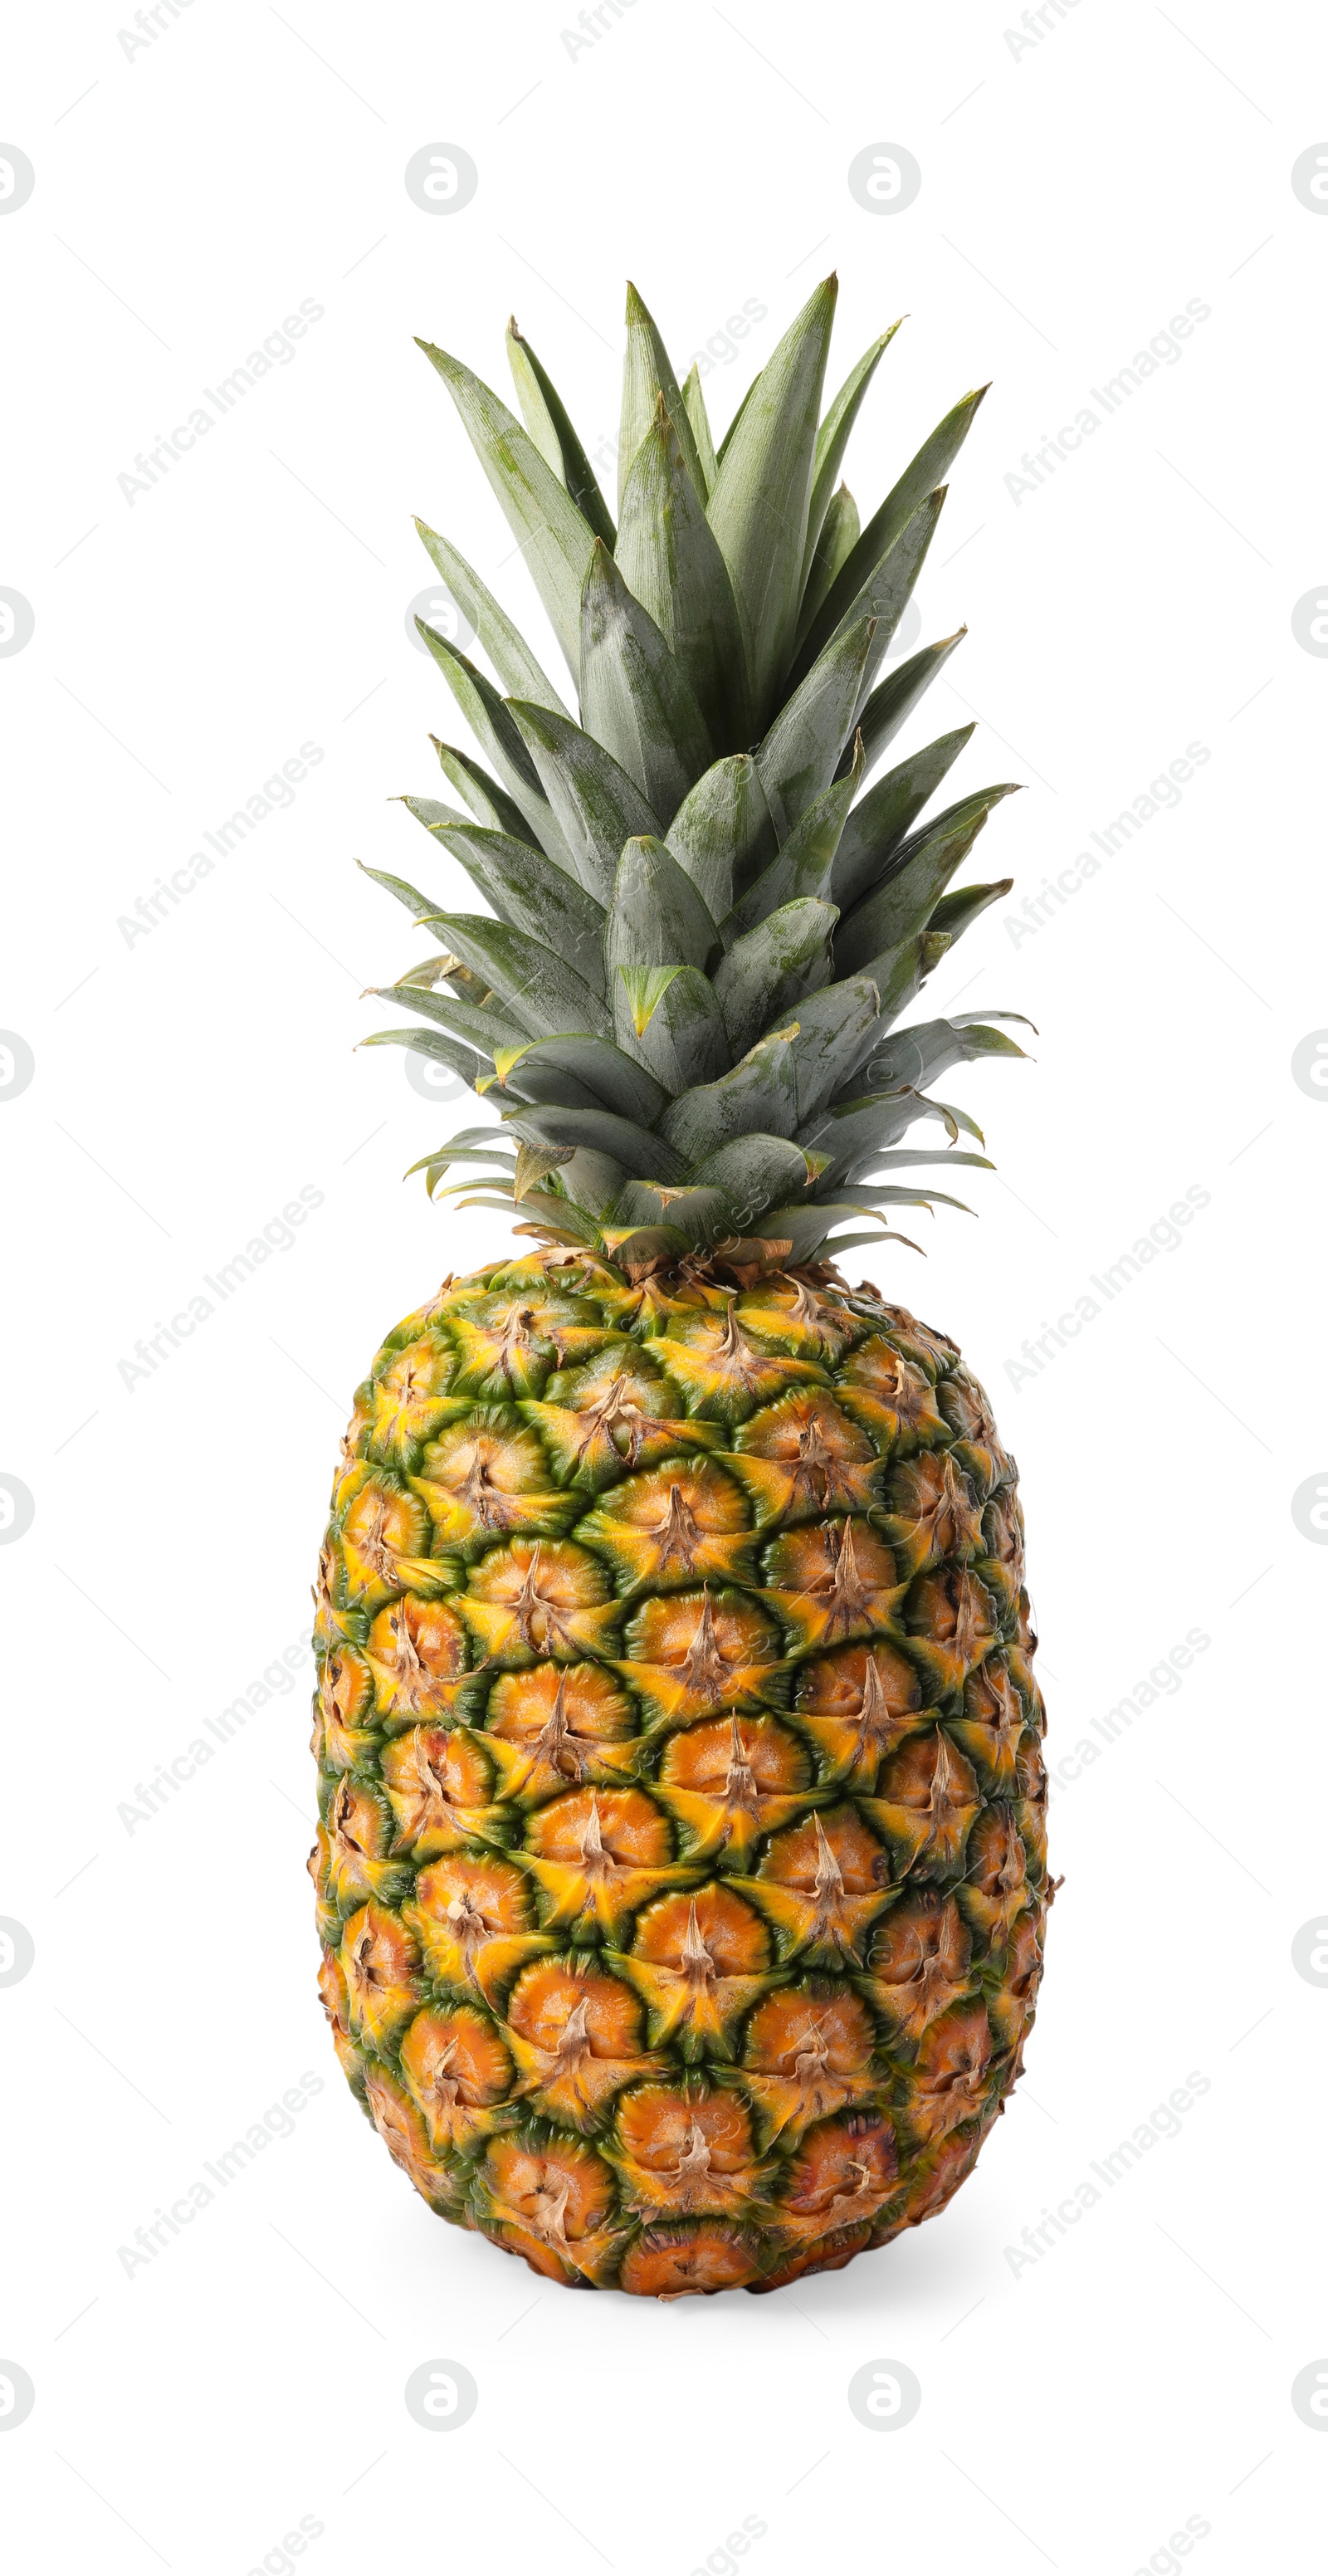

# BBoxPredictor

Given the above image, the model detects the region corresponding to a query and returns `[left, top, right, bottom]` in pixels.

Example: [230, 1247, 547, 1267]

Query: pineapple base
[311, 1249, 1049, 2298]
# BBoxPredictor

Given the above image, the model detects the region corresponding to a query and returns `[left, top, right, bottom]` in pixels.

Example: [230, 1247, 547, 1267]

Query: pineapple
[311, 277, 1051, 2297]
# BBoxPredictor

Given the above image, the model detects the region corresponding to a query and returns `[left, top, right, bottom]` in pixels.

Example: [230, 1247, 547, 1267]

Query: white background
[2, 2, 1325, 2570]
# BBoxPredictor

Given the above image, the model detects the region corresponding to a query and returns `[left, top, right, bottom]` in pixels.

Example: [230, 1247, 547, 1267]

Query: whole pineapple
[311, 277, 1050, 2297]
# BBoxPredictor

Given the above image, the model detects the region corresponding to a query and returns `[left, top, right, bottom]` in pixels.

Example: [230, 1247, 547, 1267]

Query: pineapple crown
[361, 275, 1030, 1280]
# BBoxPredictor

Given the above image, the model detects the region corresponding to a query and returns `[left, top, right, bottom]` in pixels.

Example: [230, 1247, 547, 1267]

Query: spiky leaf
[579, 542, 713, 819]
[431, 738, 541, 844]
[926, 877, 1013, 945]
[501, 1101, 686, 1180]
[833, 788, 1018, 977]
[706, 275, 838, 716]
[665, 754, 774, 923]
[427, 914, 613, 1041]
[364, 981, 526, 1062]
[680, 364, 718, 495]
[614, 962, 730, 1092]
[615, 401, 752, 752]
[831, 726, 974, 910]
[801, 325, 900, 579]
[417, 339, 597, 678]
[417, 628, 576, 872]
[430, 824, 608, 994]
[657, 1027, 800, 1159]
[604, 838, 720, 1008]
[508, 701, 661, 907]
[711, 898, 837, 1060]
[618, 282, 706, 507]
[413, 523, 571, 716]
[722, 738, 862, 941]
[754, 618, 876, 841]
[793, 386, 988, 683]
[798, 483, 861, 642]
[493, 1034, 670, 1127]
[360, 1026, 482, 1087]
[505, 318, 617, 548]
[841, 630, 969, 785]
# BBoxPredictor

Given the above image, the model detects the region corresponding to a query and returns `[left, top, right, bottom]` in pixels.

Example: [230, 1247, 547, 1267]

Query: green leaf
[426, 913, 613, 1041]
[491, 1034, 670, 1127]
[844, 1014, 1030, 1107]
[657, 1026, 801, 1159]
[579, 540, 714, 819]
[552, 1150, 630, 1220]
[405, 1140, 517, 1176]
[413, 522, 571, 716]
[715, 369, 760, 466]
[798, 483, 861, 644]
[797, 491, 948, 722]
[417, 627, 578, 873]
[400, 791, 473, 837]
[926, 877, 1013, 945]
[665, 754, 774, 923]
[505, 318, 617, 548]
[706, 274, 838, 717]
[608, 1176, 729, 1239]
[615, 963, 730, 1092]
[820, 1180, 974, 1214]
[395, 951, 461, 990]
[502, 1100, 686, 1181]
[431, 738, 542, 844]
[360, 1027, 482, 1088]
[766, 975, 883, 1127]
[840, 629, 968, 783]
[831, 725, 974, 909]
[615, 400, 752, 753]
[413, 1121, 516, 1156]
[721, 736, 862, 941]
[507, 701, 661, 907]
[598, 1220, 693, 1268]
[417, 338, 597, 679]
[827, 1151, 994, 1194]
[849, 928, 951, 1029]
[618, 281, 707, 510]
[681, 364, 718, 496]
[795, 1088, 941, 1175]
[682, 1132, 823, 1226]
[364, 981, 527, 1060]
[604, 838, 720, 1014]
[515, 1185, 604, 1245]
[754, 616, 876, 842]
[793, 385, 988, 683]
[712, 896, 837, 1060]
[356, 858, 445, 926]
[513, 1140, 576, 1202]
[833, 787, 1019, 976]
[484, 1054, 608, 1111]
[429, 822, 608, 995]
[801, 325, 901, 583]
[753, 1202, 910, 1264]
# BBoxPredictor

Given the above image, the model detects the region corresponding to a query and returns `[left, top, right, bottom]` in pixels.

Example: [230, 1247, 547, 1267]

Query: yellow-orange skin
[311, 1253, 1050, 2298]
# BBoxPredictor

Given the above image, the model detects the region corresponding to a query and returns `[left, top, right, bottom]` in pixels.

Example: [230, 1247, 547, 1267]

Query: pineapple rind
[312, 1254, 1049, 2295]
